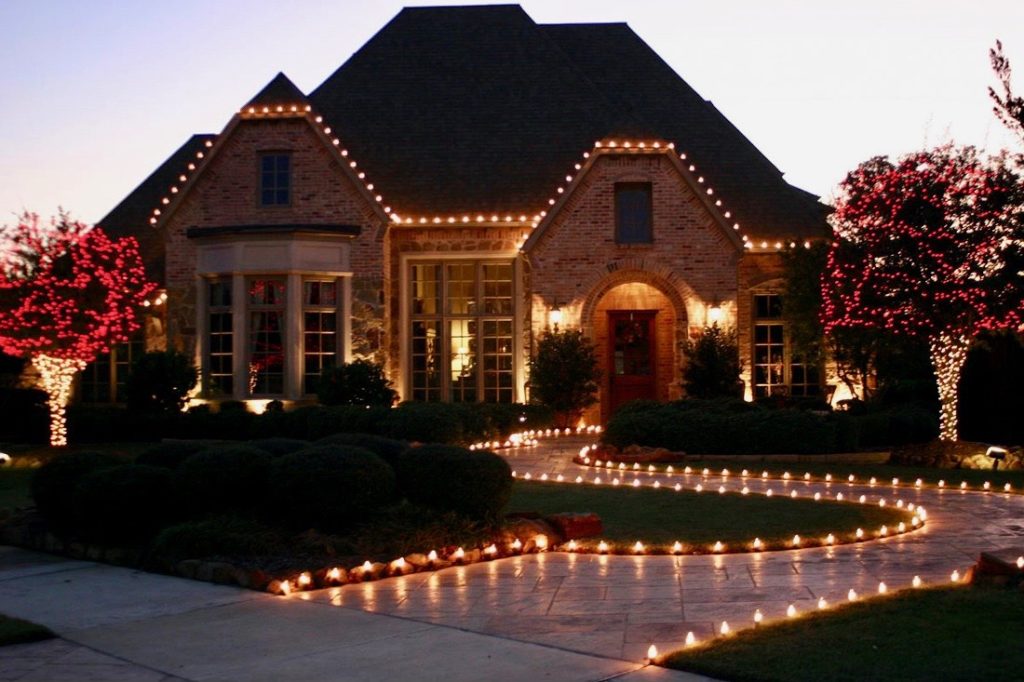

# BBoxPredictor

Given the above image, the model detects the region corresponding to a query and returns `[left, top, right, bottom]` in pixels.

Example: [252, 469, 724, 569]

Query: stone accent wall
[526, 152, 740, 416]
[162, 116, 386, 368]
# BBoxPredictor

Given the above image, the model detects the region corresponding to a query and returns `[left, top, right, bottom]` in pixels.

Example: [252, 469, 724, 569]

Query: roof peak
[244, 72, 307, 110]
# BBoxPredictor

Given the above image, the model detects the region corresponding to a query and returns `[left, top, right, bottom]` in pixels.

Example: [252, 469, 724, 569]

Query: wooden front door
[608, 310, 657, 415]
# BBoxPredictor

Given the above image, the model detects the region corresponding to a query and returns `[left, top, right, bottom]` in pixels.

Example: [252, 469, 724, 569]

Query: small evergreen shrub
[136, 441, 208, 469]
[123, 351, 198, 413]
[247, 438, 310, 456]
[306, 405, 390, 440]
[31, 451, 121, 533]
[175, 445, 273, 517]
[398, 444, 512, 519]
[528, 329, 600, 425]
[317, 359, 397, 407]
[682, 324, 743, 399]
[151, 516, 284, 564]
[271, 445, 396, 531]
[73, 464, 175, 544]
[315, 433, 408, 468]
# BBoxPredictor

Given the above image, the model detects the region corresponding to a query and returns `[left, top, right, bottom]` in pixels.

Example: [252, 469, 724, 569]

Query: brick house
[95, 5, 830, 422]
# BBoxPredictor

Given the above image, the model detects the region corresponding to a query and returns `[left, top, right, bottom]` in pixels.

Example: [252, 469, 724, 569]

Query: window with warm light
[303, 279, 339, 395]
[409, 260, 514, 402]
[615, 182, 653, 244]
[752, 292, 821, 398]
[207, 280, 233, 395]
[80, 337, 144, 403]
[259, 153, 291, 206]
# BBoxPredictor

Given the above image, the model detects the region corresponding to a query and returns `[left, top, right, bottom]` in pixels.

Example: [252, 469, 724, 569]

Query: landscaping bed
[661, 585, 1024, 682]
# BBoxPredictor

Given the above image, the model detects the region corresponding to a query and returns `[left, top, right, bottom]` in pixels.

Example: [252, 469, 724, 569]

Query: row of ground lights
[468, 425, 601, 451]
[645, 561, 1024, 664]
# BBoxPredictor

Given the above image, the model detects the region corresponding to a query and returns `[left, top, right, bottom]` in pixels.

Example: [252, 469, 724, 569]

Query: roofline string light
[147, 109, 818, 254]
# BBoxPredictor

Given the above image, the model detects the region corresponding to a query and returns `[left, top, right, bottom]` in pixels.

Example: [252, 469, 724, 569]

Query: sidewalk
[0, 547, 702, 681]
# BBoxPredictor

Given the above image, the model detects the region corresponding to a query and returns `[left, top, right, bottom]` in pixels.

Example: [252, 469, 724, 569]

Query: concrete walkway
[1, 435, 1021, 680]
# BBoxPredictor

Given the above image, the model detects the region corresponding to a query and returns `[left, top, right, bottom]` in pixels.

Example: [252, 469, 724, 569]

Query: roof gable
[244, 72, 309, 110]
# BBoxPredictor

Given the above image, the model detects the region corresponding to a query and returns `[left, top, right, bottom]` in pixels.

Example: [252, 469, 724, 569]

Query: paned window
[409, 260, 514, 402]
[248, 278, 286, 395]
[752, 292, 821, 398]
[303, 280, 339, 395]
[615, 182, 653, 244]
[260, 153, 291, 206]
[207, 280, 234, 395]
[80, 339, 143, 403]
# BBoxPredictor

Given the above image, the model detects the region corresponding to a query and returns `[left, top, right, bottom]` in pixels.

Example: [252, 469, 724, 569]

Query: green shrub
[0, 387, 48, 443]
[150, 515, 284, 564]
[682, 324, 743, 399]
[247, 438, 310, 456]
[31, 451, 121, 533]
[528, 329, 600, 425]
[604, 400, 850, 454]
[397, 444, 512, 519]
[306, 405, 389, 440]
[67, 405, 171, 443]
[175, 445, 273, 517]
[382, 402, 466, 444]
[123, 351, 198, 413]
[136, 441, 208, 469]
[73, 464, 175, 544]
[317, 359, 397, 407]
[315, 433, 408, 468]
[271, 445, 396, 531]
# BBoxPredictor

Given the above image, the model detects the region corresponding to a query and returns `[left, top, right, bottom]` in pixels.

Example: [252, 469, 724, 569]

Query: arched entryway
[587, 280, 685, 424]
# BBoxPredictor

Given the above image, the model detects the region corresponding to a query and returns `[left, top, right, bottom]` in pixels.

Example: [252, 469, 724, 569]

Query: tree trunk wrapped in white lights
[34, 355, 87, 447]
[928, 332, 971, 442]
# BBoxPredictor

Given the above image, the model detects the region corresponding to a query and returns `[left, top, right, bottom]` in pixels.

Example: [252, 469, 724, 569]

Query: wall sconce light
[549, 307, 563, 329]
[708, 304, 723, 324]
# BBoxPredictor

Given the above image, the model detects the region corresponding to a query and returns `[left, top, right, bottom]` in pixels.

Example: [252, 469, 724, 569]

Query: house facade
[96, 5, 832, 422]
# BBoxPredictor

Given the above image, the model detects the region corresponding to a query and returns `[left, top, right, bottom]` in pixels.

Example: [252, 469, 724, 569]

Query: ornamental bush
[682, 324, 743, 399]
[315, 433, 408, 469]
[528, 329, 600, 425]
[381, 402, 468, 444]
[123, 351, 198, 413]
[317, 359, 397, 407]
[136, 441, 208, 469]
[73, 464, 175, 544]
[175, 445, 273, 517]
[270, 445, 396, 532]
[247, 438, 310, 456]
[31, 451, 121, 533]
[397, 444, 512, 519]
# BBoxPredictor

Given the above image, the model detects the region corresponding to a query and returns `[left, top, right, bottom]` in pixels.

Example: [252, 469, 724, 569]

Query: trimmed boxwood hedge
[315, 433, 408, 468]
[397, 444, 512, 519]
[270, 445, 396, 531]
[175, 445, 273, 517]
[31, 451, 121, 533]
[136, 441, 208, 469]
[604, 400, 857, 454]
[73, 464, 175, 544]
[247, 438, 310, 456]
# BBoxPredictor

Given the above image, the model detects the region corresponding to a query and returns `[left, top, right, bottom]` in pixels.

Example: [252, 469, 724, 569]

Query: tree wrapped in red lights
[822, 146, 1024, 441]
[0, 213, 155, 446]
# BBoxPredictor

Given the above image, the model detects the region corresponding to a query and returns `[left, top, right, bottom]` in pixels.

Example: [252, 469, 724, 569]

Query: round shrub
[73, 464, 174, 544]
[247, 438, 310, 456]
[271, 445, 396, 532]
[398, 444, 512, 519]
[382, 402, 465, 444]
[317, 360, 397, 407]
[315, 433, 408, 468]
[31, 451, 121, 533]
[175, 446, 273, 517]
[136, 441, 208, 470]
[151, 516, 283, 565]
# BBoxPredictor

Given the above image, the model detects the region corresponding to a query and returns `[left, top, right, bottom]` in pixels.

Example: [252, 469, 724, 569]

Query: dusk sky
[1, 0, 1022, 226]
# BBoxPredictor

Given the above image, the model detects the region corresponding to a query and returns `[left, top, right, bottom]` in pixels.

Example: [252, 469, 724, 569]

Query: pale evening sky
[1, 0, 1022, 226]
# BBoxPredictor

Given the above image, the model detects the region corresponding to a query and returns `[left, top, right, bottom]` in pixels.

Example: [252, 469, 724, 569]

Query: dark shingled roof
[98, 134, 216, 285]
[186, 224, 360, 238]
[309, 4, 828, 239]
[244, 72, 309, 110]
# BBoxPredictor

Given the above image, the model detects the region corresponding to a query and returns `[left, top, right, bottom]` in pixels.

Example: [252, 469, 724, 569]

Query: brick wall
[162, 115, 386, 366]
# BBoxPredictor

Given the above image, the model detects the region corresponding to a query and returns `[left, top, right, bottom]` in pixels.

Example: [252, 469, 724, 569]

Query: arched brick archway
[579, 265, 690, 424]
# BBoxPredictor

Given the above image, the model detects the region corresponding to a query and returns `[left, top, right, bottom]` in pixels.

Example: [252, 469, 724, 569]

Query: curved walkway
[0, 436, 1020, 680]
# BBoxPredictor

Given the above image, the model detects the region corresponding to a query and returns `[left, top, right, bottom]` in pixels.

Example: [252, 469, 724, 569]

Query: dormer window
[615, 182, 652, 243]
[260, 153, 291, 205]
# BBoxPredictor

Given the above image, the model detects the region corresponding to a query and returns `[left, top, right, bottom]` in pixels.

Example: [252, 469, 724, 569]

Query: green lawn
[509, 481, 911, 551]
[662, 585, 1024, 682]
[0, 614, 54, 647]
[635, 460, 1024, 492]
